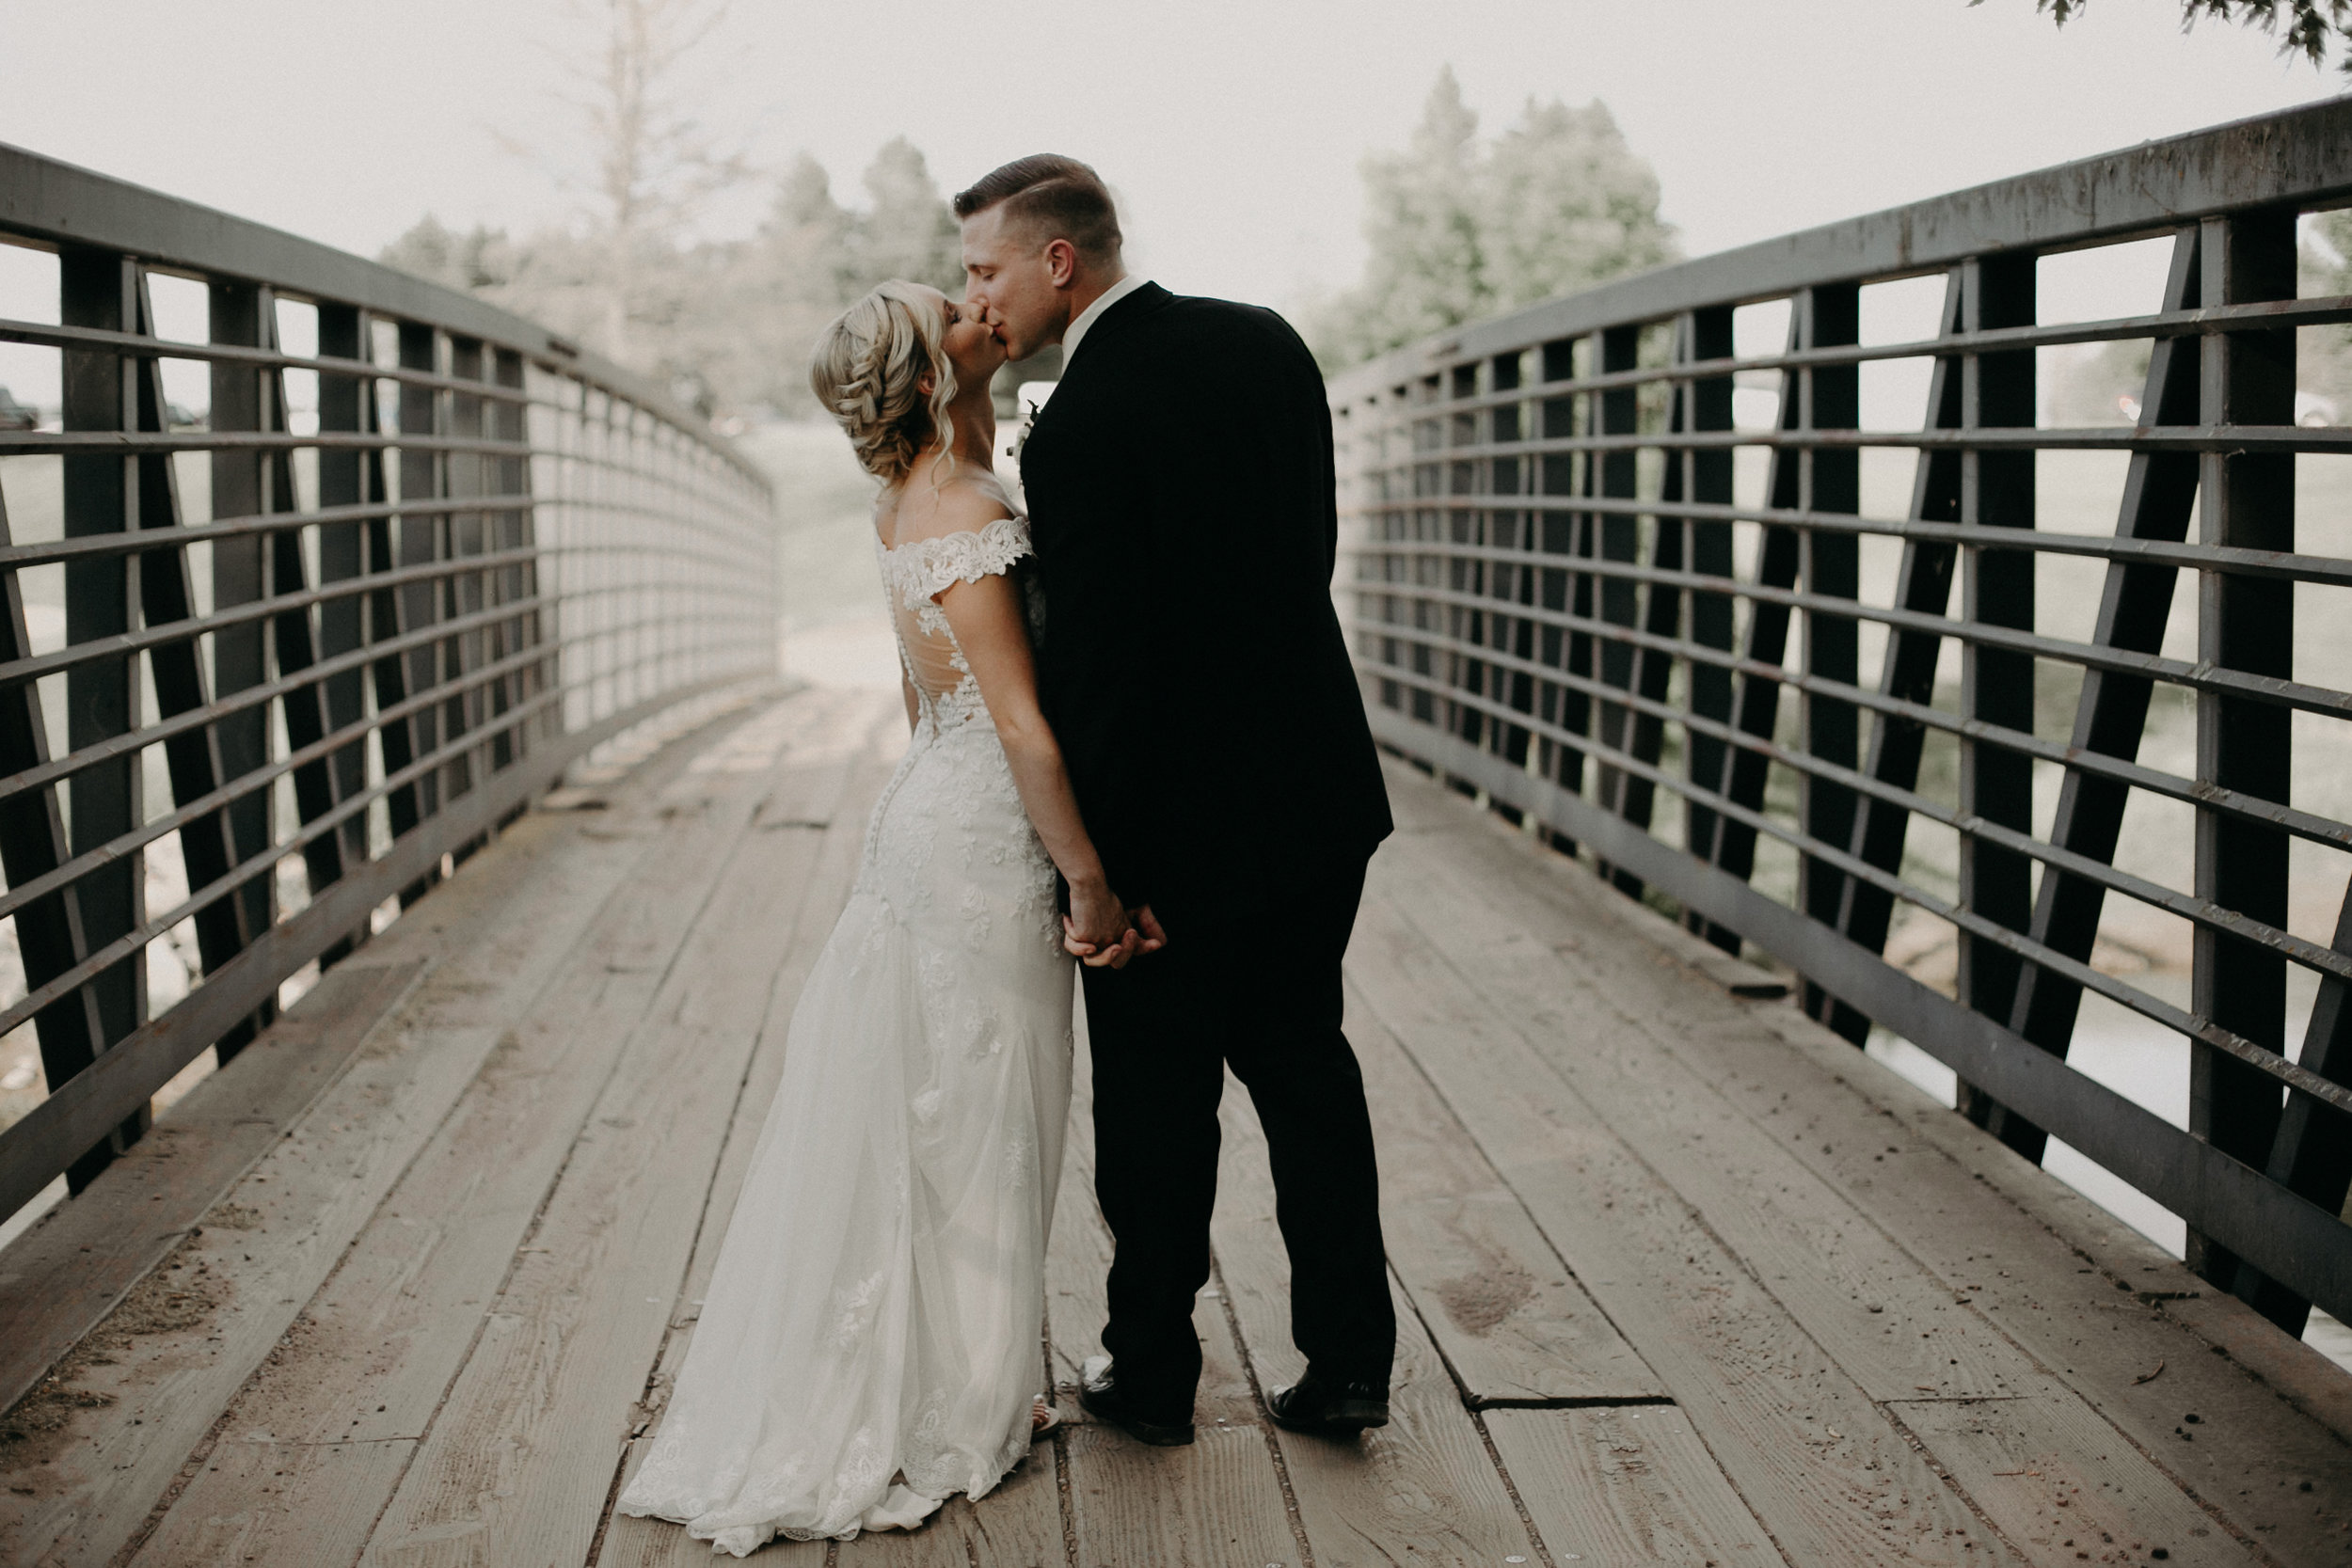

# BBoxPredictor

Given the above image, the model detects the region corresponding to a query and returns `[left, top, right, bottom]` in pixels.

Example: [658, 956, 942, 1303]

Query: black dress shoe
[1265, 1370, 1390, 1436]
[1077, 1356, 1195, 1447]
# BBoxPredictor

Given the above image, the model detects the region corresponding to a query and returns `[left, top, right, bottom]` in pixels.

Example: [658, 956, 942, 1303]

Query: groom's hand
[1128, 905, 1168, 958]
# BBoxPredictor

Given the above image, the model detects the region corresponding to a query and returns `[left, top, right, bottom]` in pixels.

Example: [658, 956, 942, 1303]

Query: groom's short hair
[953, 155, 1122, 264]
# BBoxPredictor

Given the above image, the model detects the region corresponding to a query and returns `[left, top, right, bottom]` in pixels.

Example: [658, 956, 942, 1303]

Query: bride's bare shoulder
[887, 468, 1019, 546]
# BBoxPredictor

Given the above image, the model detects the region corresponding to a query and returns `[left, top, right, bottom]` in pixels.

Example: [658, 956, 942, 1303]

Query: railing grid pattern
[1330, 99, 2352, 1338]
[0, 145, 775, 1224]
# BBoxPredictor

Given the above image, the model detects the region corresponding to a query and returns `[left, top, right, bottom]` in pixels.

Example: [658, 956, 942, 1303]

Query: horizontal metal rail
[1331, 95, 2352, 1337]
[0, 141, 778, 1224]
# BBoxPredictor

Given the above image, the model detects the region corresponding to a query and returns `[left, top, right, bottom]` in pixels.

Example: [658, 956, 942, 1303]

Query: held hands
[1061, 880, 1169, 971]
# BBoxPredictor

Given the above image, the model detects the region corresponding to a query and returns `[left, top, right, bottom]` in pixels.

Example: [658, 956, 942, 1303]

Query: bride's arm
[936, 571, 1139, 964]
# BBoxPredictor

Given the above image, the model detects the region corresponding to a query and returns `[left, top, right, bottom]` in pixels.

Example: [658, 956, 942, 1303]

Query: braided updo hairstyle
[809, 279, 959, 487]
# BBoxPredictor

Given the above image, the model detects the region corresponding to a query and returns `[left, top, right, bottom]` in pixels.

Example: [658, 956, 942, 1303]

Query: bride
[617, 279, 1143, 1554]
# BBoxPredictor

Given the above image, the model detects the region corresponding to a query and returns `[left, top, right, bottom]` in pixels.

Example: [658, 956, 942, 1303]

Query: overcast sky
[0, 0, 2340, 315]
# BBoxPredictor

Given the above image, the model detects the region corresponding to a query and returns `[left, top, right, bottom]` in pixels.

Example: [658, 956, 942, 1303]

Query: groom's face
[961, 205, 1065, 365]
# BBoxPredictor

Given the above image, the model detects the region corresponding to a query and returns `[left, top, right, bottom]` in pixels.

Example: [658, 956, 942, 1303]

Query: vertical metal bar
[1796, 284, 1863, 1022]
[126, 268, 266, 1060]
[1680, 306, 1740, 952]
[1813, 268, 1968, 1044]
[2187, 208, 2298, 1289]
[442, 337, 484, 832]
[1972, 230, 2204, 1154]
[1449, 363, 1486, 758]
[484, 348, 531, 773]
[1625, 324, 1682, 846]
[392, 322, 443, 901]
[1952, 255, 2039, 1052]
[207, 278, 278, 1022]
[1489, 352, 1534, 776]
[258, 292, 344, 919]
[56, 247, 148, 1180]
[314, 302, 380, 958]
[1537, 338, 1586, 853]
[1593, 325, 1642, 895]
[1707, 299, 1807, 892]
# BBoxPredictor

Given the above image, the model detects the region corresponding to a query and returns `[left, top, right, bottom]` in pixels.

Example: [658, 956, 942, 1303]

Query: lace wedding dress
[617, 512, 1073, 1555]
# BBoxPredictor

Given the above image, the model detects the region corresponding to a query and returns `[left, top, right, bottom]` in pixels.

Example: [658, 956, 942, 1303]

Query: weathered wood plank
[1211, 1074, 1539, 1566]
[1386, 773, 2350, 1560]
[115, 1436, 421, 1568]
[130, 692, 867, 1568]
[1342, 882, 1998, 1564]
[1484, 1406, 1780, 1567]
[1889, 1397, 2253, 1567]
[0, 958, 423, 1415]
[1446, 802, 2352, 1556]
[1063, 1420, 1296, 1568]
[1377, 837, 2038, 1406]
[1344, 985, 1662, 1406]
[358, 696, 901, 1568]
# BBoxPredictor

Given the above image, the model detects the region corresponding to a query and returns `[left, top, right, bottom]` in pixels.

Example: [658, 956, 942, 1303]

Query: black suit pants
[1077, 854, 1393, 1419]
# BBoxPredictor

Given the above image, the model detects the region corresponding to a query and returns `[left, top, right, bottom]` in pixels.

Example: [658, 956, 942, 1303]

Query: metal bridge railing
[0, 145, 775, 1226]
[1329, 96, 2352, 1338]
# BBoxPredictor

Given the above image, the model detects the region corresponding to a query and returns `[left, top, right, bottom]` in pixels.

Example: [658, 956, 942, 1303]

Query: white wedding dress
[617, 511, 1073, 1555]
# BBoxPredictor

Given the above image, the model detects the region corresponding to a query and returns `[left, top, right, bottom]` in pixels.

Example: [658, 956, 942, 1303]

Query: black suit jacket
[1018, 282, 1392, 910]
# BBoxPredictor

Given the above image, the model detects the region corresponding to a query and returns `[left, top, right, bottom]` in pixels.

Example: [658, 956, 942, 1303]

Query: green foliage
[1311, 68, 1678, 368]
[377, 138, 965, 416]
[1993, 0, 2352, 72]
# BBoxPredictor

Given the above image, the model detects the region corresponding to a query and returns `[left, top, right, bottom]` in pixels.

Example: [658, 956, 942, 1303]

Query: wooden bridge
[1, 681, 2344, 1567]
[7, 99, 2352, 1568]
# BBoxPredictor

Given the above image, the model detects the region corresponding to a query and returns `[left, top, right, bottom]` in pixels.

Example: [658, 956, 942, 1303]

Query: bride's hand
[1063, 878, 1138, 969]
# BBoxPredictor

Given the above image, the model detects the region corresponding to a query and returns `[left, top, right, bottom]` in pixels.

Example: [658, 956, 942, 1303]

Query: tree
[850, 137, 963, 295]
[1997, 0, 2352, 73]
[1312, 69, 1678, 367]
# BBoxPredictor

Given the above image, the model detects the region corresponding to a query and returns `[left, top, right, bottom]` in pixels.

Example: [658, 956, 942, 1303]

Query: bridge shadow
[2, 689, 2346, 1565]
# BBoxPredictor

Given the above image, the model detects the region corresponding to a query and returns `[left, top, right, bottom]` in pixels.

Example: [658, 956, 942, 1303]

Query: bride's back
[874, 465, 1028, 722]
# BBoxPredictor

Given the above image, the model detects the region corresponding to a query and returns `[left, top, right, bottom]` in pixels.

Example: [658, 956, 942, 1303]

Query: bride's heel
[1031, 1396, 1063, 1440]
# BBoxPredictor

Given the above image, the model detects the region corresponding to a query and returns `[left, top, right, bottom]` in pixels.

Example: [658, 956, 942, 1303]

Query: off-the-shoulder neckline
[875, 514, 1026, 557]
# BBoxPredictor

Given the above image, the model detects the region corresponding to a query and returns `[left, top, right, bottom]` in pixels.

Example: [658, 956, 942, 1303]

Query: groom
[957, 156, 1396, 1444]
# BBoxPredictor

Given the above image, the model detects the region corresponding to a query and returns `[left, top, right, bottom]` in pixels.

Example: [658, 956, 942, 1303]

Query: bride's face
[918, 286, 1005, 390]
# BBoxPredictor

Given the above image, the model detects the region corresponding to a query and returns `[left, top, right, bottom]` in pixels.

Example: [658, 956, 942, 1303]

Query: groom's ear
[1043, 238, 1080, 291]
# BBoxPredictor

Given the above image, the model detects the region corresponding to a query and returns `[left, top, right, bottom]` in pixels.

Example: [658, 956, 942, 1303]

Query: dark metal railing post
[1813, 268, 1966, 1042]
[207, 278, 281, 1037]
[1977, 230, 2206, 1156]
[314, 303, 381, 957]
[1537, 340, 1587, 849]
[1952, 255, 2039, 1063]
[58, 249, 149, 1179]
[1796, 285, 1863, 1024]
[2187, 207, 2299, 1291]
[1680, 307, 1740, 952]
[1593, 325, 1643, 894]
[1489, 351, 1535, 777]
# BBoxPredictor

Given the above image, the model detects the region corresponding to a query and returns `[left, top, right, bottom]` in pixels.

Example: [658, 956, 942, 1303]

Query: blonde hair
[808, 280, 958, 487]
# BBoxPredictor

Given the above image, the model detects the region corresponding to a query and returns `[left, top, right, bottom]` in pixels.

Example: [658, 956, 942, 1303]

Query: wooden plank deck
[4, 690, 2349, 1566]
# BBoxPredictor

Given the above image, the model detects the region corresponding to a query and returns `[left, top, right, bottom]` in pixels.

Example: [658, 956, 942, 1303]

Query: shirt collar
[1060, 274, 1150, 367]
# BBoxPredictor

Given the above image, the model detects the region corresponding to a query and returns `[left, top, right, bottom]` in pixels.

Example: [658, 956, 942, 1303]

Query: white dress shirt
[1059, 273, 1151, 367]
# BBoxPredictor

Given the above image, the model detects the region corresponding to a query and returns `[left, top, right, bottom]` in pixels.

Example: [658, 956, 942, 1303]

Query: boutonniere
[1009, 394, 1045, 466]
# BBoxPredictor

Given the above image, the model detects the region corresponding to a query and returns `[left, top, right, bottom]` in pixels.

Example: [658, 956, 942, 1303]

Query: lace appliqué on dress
[882, 515, 1031, 608]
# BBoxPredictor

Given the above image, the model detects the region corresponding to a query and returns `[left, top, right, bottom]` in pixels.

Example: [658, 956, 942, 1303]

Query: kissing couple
[618, 155, 1396, 1555]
